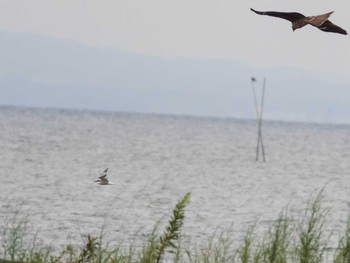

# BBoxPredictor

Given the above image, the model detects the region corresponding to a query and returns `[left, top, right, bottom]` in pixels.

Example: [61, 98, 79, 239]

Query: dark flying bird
[251, 8, 347, 35]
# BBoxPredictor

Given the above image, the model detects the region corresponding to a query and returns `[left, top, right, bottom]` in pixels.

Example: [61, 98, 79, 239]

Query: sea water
[0, 105, 350, 251]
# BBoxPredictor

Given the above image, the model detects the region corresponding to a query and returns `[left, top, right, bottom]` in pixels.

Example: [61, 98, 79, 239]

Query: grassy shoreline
[1, 191, 350, 263]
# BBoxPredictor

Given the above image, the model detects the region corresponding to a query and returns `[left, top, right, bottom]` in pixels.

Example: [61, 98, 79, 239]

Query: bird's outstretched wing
[99, 168, 108, 179]
[318, 20, 347, 35]
[250, 8, 305, 23]
[308, 12, 333, 27]
[100, 177, 110, 183]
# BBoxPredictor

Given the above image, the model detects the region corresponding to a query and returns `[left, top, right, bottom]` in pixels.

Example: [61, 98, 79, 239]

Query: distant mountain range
[1, 31, 349, 124]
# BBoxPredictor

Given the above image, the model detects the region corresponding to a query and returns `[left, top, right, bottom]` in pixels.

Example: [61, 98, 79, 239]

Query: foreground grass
[1, 191, 350, 263]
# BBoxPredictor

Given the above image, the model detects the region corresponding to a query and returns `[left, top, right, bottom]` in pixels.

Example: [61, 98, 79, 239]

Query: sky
[1, 1, 350, 122]
[1, 1, 350, 75]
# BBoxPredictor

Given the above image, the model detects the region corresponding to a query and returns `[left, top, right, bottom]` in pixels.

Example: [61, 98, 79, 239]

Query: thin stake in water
[251, 77, 266, 162]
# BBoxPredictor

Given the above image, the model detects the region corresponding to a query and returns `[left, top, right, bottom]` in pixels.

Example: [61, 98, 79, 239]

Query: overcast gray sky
[1, 0, 349, 81]
[1, 1, 350, 123]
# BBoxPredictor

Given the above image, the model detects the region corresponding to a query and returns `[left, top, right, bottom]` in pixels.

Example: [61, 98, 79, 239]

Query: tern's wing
[98, 168, 108, 179]
[100, 177, 109, 183]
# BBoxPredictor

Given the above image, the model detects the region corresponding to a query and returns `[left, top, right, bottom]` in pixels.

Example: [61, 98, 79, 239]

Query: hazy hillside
[1, 31, 349, 123]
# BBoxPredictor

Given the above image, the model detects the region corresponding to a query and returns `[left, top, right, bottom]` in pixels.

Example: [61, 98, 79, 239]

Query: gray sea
[1, 105, 350, 251]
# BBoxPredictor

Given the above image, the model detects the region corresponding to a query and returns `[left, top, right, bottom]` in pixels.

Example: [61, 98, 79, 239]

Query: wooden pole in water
[251, 77, 259, 123]
[251, 77, 266, 162]
[258, 78, 266, 162]
[251, 77, 260, 161]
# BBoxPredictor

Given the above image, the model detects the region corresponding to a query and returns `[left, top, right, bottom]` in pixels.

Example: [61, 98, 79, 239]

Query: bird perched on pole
[250, 8, 347, 35]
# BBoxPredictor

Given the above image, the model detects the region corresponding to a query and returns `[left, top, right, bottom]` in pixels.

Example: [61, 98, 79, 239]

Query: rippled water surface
[1, 106, 350, 249]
